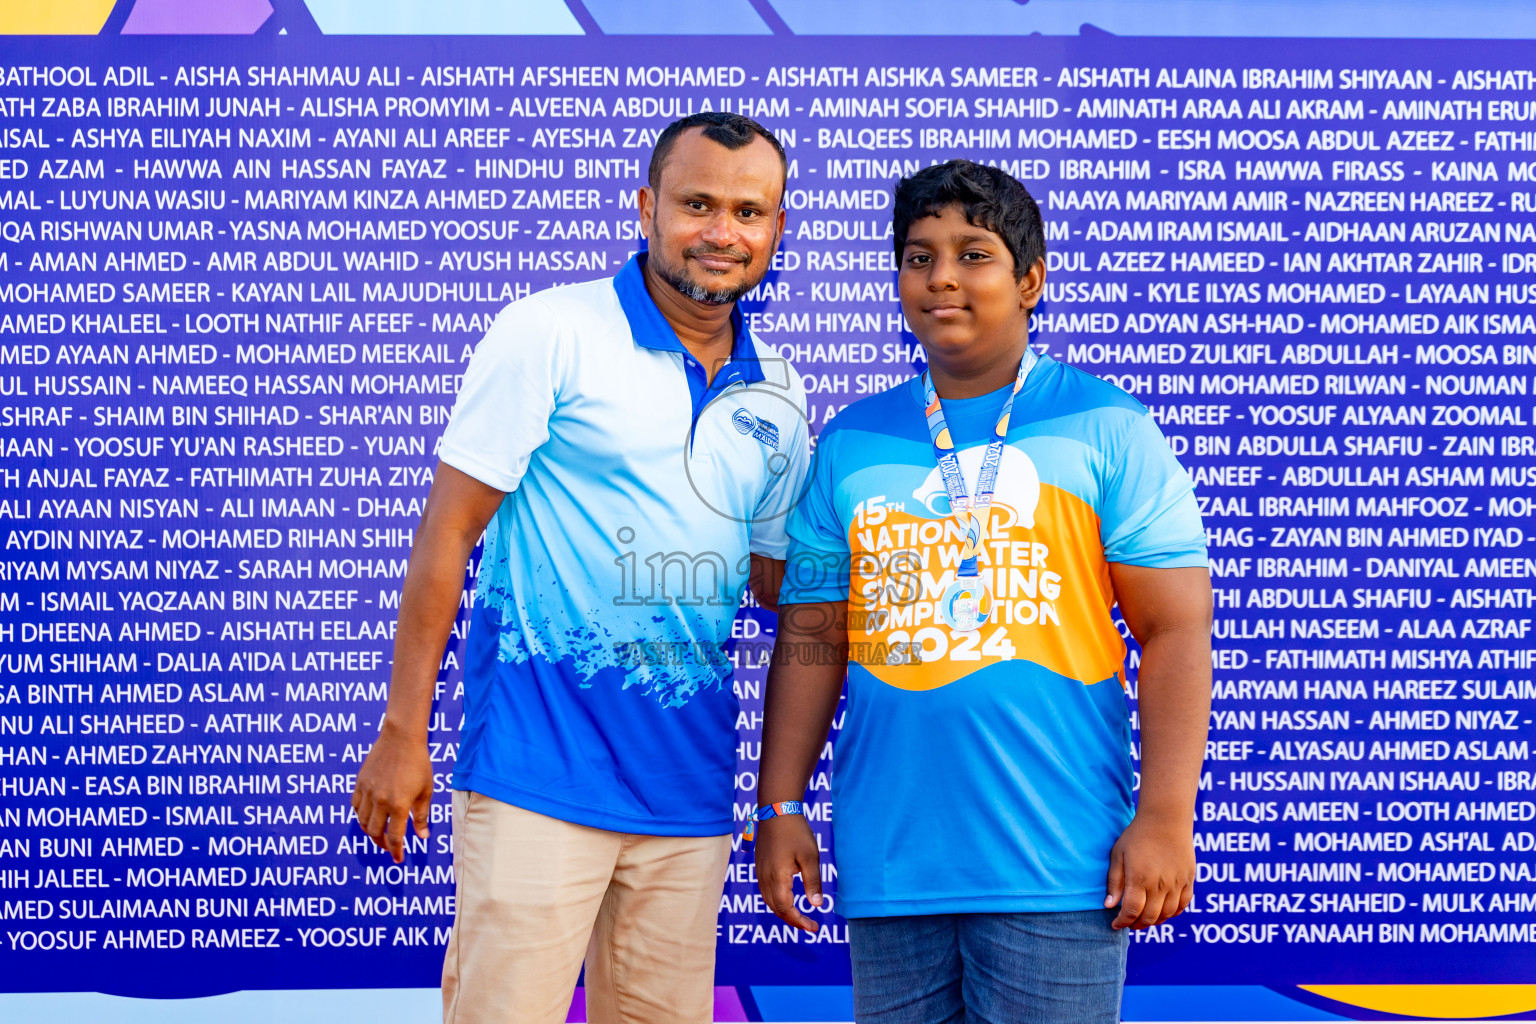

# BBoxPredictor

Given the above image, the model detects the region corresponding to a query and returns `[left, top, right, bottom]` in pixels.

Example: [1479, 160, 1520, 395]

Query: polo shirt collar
[614, 253, 766, 386]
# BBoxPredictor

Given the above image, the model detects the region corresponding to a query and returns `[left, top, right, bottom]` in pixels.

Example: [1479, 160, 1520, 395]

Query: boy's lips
[925, 302, 968, 318]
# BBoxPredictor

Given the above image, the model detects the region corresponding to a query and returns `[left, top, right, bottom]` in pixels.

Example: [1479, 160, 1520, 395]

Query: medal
[921, 349, 1037, 635]
[939, 576, 991, 633]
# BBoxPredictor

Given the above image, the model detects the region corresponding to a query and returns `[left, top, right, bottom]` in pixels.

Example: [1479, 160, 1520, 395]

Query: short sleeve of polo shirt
[748, 399, 812, 560]
[779, 436, 851, 605]
[1099, 413, 1208, 568]
[438, 298, 564, 494]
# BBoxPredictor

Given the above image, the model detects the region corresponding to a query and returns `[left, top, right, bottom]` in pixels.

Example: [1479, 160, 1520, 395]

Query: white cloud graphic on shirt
[911, 445, 1041, 530]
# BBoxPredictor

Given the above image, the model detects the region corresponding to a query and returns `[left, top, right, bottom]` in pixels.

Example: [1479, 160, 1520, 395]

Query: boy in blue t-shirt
[752, 161, 1213, 1023]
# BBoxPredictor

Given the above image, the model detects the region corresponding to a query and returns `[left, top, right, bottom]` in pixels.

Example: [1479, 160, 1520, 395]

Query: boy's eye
[905, 253, 931, 266]
[960, 250, 989, 261]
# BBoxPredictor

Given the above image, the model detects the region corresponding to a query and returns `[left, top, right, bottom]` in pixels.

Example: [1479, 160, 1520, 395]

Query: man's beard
[648, 236, 758, 306]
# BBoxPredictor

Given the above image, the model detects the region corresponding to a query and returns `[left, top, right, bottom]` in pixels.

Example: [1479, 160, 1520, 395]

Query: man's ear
[1018, 256, 1046, 311]
[637, 185, 655, 239]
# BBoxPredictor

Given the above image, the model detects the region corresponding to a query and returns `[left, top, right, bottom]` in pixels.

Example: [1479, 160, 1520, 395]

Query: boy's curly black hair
[893, 159, 1046, 280]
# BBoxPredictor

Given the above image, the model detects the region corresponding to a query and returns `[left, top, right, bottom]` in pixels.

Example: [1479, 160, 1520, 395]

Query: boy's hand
[1104, 814, 1195, 929]
[754, 813, 823, 933]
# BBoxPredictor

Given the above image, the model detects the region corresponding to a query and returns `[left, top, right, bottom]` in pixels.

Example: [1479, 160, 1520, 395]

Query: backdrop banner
[1, 6, 1535, 1022]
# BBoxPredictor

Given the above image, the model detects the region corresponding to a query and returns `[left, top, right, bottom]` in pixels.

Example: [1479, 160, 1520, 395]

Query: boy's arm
[749, 554, 785, 612]
[1104, 563, 1213, 929]
[754, 599, 848, 933]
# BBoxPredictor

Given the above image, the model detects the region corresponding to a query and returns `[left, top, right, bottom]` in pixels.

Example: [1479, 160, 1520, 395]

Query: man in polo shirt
[350, 112, 807, 1024]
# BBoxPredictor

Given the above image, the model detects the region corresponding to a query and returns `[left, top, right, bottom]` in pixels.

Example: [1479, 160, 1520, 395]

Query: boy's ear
[1018, 257, 1046, 312]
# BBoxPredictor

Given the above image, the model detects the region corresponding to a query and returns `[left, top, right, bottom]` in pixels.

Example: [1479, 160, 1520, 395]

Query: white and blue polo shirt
[439, 254, 809, 835]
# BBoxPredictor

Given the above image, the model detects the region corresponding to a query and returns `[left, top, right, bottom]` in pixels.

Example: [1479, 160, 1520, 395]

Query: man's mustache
[683, 244, 751, 264]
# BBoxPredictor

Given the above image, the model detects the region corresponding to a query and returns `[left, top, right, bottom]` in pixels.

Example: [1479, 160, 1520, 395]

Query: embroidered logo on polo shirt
[750, 416, 780, 451]
[730, 407, 780, 450]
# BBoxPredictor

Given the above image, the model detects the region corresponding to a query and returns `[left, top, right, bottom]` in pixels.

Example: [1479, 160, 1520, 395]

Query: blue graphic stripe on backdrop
[580, 0, 774, 35]
[100, 0, 135, 33]
[745, 0, 793, 35]
[752, 985, 856, 1022]
[266, 0, 322, 34]
[562, 0, 605, 35]
[765, 0, 1536, 37]
[1121, 985, 1353, 1022]
[302, 0, 583, 34]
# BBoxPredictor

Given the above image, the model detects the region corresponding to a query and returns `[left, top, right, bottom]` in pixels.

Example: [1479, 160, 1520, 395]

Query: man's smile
[686, 247, 749, 272]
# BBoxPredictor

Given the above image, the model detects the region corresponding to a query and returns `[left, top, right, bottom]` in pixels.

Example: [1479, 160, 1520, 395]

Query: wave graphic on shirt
[482, 581, 727, 709]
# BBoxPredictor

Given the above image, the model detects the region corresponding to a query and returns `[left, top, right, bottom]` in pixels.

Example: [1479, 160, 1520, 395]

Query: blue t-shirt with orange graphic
[780, 354, 1207, 917]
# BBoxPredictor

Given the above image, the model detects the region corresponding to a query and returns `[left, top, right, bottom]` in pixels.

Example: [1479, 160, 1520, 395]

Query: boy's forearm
[1132, 626, 1211, 822]
[757, 603, 848, 805]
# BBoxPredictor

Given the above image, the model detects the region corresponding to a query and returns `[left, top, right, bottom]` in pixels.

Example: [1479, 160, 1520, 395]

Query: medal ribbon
[921, 349, 1038, 578]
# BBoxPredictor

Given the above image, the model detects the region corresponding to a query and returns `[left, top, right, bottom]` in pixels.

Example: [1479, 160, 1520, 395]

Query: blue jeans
[848, 910, 1128, 1024]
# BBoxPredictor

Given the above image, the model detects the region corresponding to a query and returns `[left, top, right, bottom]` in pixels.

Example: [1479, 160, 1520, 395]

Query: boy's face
[897, 204, 1044, 370]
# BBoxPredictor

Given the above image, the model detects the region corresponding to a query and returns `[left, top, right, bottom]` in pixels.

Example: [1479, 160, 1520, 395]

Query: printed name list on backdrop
[0, 32, 1534, 1012]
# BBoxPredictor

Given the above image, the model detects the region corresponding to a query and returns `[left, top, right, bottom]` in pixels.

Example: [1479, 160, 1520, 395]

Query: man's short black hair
[647, 112, 787, 197]
[893, 160, 1045, 280]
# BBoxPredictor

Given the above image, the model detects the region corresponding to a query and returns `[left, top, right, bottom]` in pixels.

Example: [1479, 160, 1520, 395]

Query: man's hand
[1105, 813, 1195, 929]
[754, 813, 823, 933]
[352, 720, 434, 864]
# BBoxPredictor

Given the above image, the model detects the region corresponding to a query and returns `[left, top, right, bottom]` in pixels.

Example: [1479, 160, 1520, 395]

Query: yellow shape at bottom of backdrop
[1301, 985, 1536, 1018]
[0, 0, 114, 34]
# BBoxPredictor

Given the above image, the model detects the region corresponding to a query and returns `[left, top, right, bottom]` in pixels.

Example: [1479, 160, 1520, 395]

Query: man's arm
[351, 463, 506, 864]
[753, 599, 847, 932]
[1104, 563, 1213, 929]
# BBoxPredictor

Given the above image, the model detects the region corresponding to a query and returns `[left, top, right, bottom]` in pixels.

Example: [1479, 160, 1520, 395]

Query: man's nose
[699, 209, 742, 249]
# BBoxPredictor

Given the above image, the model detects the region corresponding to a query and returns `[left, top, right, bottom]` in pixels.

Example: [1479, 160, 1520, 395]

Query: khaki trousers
[441, 790, 732, 1024]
